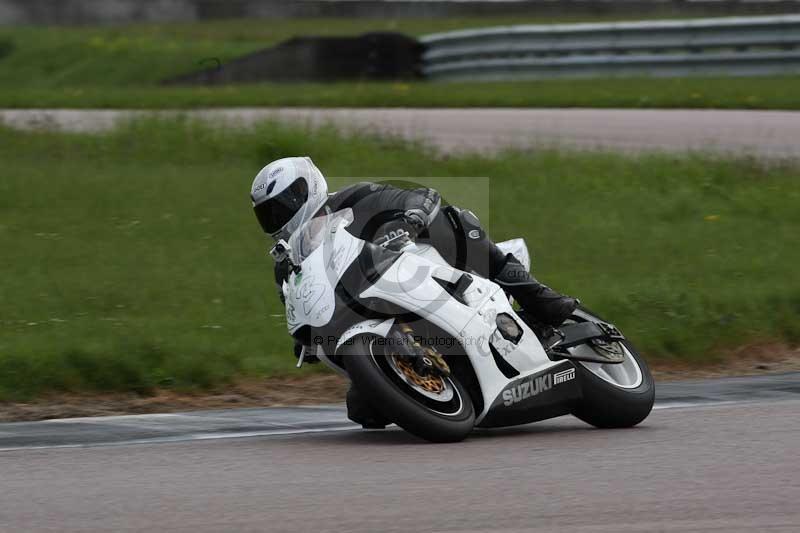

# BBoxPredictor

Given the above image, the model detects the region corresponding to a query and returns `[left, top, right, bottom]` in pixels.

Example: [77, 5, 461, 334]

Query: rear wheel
[341, 334, 475, 443]
[568, 307, 655, 428]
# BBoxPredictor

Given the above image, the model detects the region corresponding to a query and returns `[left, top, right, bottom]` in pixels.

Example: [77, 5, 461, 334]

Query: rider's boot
[346, 386, 389, 429]
[493, 253, 578, 327]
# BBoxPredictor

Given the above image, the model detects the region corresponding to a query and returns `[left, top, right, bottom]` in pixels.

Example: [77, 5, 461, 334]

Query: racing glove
[402, 208, 428, 237]
[374, 215, 418, 251]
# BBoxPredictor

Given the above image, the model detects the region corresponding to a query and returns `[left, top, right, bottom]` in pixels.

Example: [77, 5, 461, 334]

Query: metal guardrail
[420, 15, 800, 80]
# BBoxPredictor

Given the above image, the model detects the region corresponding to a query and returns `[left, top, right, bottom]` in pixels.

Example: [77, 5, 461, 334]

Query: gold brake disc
[394, 356, 446, 394]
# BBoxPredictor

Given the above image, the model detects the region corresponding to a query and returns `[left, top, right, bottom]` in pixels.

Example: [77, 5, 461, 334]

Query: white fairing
[359, 247, 560, 423]
[283, 211, 559, 424]
[336, 318, 395, 352]
[284, 210, 363, 334]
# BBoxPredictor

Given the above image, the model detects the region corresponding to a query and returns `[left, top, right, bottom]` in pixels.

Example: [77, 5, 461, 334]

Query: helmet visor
[254, 178, 309, 234]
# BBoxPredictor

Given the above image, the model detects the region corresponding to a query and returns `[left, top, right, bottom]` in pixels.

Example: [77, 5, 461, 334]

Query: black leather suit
[274, 181, 508, 299]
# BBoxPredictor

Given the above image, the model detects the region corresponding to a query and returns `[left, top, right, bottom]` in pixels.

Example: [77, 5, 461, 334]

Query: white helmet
[250, 157, 328, 239]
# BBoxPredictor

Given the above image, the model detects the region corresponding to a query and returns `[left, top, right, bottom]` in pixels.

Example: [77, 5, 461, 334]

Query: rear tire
[341, 334, 475, 443]
[570, 308, 655, 428]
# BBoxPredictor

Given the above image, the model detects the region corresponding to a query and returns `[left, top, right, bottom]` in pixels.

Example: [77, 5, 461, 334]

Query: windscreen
[288, 208, 354, 264]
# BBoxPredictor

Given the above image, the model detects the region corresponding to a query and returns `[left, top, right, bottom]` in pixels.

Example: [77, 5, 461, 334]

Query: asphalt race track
[1, 374, 798, 533]
[2, 108, 799, 158]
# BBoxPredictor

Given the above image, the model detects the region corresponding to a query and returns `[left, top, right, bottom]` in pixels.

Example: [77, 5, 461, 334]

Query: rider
[251, 157, 577, 424]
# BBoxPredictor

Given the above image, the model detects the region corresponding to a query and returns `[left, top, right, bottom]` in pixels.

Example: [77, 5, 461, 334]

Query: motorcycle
[274, 208, 654, 443]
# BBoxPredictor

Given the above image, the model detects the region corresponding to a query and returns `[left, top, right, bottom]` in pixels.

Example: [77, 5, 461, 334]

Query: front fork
[389, 322, 451, 378]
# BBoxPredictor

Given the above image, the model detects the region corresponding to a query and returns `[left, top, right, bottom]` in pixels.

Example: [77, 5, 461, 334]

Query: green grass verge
[2, 77, 799, 110]
[1, 118, 799, 400]
[1, 18, 798, 109]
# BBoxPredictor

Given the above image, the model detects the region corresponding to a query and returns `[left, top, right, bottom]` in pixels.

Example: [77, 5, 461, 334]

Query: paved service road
[0, 375, 798, 533]
[2, 108, 799, 157]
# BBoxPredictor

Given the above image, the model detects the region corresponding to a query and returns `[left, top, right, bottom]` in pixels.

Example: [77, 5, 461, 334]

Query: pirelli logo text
[502, 367, 576, 407]
[554, 368, 576, 385]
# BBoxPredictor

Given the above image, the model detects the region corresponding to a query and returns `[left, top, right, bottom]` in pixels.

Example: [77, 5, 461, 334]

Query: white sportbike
[276, 208, 654, 443]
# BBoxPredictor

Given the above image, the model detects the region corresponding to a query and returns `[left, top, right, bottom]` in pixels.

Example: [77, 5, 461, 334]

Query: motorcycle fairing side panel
[358, 248, 570, 425]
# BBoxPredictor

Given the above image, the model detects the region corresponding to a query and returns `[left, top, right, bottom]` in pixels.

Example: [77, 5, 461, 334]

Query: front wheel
[341, 334, 475, 443]
[568, 308, 655, 428]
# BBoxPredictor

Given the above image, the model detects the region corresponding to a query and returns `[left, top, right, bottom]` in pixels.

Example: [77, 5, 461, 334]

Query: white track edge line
[0, 399, 760, 451]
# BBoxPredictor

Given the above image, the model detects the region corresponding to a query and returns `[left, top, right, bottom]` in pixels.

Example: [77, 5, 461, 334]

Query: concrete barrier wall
[2, 0, 800, 26]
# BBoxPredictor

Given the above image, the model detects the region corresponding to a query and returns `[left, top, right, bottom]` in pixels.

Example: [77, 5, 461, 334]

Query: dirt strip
[1, 343, 798, 423]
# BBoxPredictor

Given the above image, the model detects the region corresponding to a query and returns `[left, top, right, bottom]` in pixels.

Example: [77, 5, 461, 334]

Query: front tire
[341, 334, 475, 443]
[570, 308, 655, 428]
